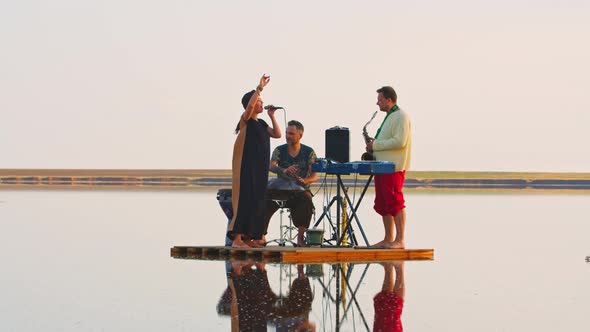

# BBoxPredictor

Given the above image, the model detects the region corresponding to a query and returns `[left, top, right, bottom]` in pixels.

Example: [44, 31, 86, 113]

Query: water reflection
[373, 262, 404, 332]
[216, 261, 405, 331]
[217, 261, 314, 331]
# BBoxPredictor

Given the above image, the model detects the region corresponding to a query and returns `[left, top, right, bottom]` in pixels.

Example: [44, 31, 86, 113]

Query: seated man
[262, 120, 318, 247]
[271, 264, 315, 330]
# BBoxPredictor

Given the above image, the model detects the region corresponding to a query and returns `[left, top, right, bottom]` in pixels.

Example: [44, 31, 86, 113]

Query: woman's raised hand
[258, 74, 270, 90]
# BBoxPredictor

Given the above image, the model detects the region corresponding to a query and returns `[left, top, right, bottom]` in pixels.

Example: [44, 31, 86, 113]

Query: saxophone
[361, 111, 378, 161]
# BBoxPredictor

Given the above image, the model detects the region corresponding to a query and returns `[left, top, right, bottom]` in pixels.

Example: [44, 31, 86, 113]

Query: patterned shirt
[271, 143, 317, 190]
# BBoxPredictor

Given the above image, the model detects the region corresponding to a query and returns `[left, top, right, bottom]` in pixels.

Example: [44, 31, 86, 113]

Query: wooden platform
[170, 246, 434, 263]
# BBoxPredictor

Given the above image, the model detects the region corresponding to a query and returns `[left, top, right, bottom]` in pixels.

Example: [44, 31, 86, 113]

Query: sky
[1, 0, 589, 172]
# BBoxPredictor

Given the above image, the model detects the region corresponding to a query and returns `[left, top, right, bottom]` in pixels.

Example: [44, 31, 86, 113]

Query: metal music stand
[313, 172, 373, 246]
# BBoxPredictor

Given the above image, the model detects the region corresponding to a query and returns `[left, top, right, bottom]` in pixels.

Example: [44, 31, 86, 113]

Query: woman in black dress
[229, 74, 281, 248]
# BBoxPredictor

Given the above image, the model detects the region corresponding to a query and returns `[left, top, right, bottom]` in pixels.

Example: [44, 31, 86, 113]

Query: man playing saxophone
[362, 110, 378, 160]
[365, 86, 412, 249]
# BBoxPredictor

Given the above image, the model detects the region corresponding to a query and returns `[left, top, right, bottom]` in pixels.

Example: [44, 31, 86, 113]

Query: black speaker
[325, 126, 350, 163]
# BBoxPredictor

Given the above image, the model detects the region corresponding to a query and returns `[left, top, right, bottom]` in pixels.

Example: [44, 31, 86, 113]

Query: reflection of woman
[373, 262, 405, 332]
[228, 74, 282, 248]
[218, 261, 278, 331]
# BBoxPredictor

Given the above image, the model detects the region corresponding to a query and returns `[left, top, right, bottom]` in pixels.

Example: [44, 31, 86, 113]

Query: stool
[267, 199, 298, 246]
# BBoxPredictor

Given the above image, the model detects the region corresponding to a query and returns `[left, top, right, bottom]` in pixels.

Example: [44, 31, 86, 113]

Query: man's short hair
[376, 86, 397, 103]
[288, 120, 304, 133]
[241, 90, 256, 110]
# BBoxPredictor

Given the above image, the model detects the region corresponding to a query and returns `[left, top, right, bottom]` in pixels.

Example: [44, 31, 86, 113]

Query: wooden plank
[186, 247, 199, 258]
[170, 247, 181, 257]
[171, 246, 188, 257]
[171, 246, 434, 263]
[281, 248, 433, 263]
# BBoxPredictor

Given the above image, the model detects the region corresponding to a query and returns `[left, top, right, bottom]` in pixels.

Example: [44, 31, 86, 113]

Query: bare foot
[246, 240, 263, 248]
[297, 239, 309, 247]
[231, 260, 249, 275]
[370, 240, 391, 248]
[296, 322, 316, 332]
[252, 239, 267, 247]
[392, 261, 404, 269]
[297, 234, 308, 247]
[231, 240, 251, 249]
[384, 241, 405, 249]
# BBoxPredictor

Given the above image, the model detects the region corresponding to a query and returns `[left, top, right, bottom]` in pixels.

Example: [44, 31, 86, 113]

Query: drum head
[266, 177, 305, 201]
[266, 177, 305, 191]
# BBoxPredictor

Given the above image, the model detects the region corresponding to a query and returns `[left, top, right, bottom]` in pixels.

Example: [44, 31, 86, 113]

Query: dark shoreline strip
[1, 175, 589, 190]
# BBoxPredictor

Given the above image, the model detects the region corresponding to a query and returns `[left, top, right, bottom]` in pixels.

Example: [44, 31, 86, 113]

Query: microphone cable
[281, 107, 287, 132]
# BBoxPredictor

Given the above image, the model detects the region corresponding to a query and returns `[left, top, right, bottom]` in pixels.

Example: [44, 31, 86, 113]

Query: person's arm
[269, 149, 285, 176]
[269, 160, 283, 175]
[299, 167, 318, 186]
[373, 112, 410, 151]
[266, 109, 282, 138]
[301, 150, 318, 185]
[293, 150, 318, 186]
[270, 160, 299, 179]
[241, 74, 270, 123]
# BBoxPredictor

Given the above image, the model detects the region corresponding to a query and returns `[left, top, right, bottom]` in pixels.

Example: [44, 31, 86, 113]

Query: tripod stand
[316, 263, 371, 331]
[313, 174, 373, 246]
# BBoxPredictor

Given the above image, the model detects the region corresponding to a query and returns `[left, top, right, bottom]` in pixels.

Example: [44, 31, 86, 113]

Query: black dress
[229, 117, 270, 240]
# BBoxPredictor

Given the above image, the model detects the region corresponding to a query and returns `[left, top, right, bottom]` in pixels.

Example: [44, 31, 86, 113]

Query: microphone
[264, 105, 284, 110]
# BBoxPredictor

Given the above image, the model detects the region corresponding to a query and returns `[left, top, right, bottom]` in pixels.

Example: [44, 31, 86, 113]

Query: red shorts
[373, 291, 404, 332]
[374, 171, 406, 216]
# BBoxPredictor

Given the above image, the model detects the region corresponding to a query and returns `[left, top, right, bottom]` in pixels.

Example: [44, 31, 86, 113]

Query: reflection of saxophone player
[373, 262, 404, 332]
[361, 111, 378, 160]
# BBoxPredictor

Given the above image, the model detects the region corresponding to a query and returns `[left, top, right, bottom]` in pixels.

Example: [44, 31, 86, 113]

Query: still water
[0, 189, 588, 331]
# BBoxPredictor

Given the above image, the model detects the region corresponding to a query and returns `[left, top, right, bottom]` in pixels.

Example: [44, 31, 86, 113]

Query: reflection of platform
[170, 246, 433, 263]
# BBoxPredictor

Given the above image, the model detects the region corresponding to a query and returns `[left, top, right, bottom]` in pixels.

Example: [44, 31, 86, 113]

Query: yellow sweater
[373, 108, 412, 172]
